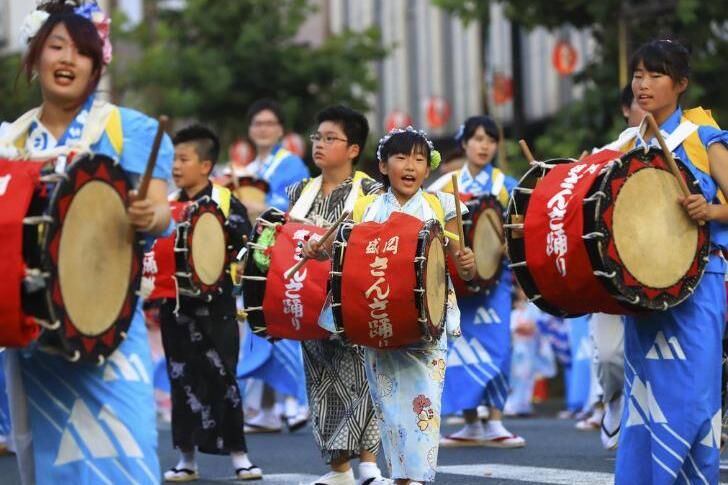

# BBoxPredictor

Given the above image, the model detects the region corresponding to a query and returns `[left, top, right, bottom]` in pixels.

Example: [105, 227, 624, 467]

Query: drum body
[506, 147, 709, 317]
[174, 196, 229, 301]
[13, 154, 143, 364]
[330, 212, 447, 349]
[448, 194, 504, 295]
[242, 208, 330, 340]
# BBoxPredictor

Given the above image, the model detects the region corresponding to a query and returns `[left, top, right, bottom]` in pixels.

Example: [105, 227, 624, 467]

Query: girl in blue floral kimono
[308, 127, 475, 484]
[613, 39, 728, 484]
[0, 2, 172, 483]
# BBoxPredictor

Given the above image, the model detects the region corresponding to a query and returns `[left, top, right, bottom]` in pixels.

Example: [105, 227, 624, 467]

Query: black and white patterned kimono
[159, 184, 252, 455]
[286, 172, 382, 463]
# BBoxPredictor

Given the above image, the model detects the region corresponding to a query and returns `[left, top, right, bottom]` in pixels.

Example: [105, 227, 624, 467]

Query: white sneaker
[309, 469, 356, 485]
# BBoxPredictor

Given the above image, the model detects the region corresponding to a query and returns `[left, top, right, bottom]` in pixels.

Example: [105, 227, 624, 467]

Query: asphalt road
[3, 411, 728, 484]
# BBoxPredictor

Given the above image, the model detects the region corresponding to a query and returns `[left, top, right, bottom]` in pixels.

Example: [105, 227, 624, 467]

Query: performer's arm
[444, 218, 475, 281]
[681, 143, 728, 223]
[128, 179, 172, 235]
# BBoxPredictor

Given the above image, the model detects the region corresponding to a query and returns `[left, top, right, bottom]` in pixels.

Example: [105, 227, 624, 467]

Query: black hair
[173, 124, 220, 167]
[629, 39, 691, 84]
[315, 105, 369, 164]
[456, 115, 499, 145]
[620, 84, 634, 109]
[245, 98, 286, 127]
[377, 130, 432, 188]
[22, 1, 104, 107]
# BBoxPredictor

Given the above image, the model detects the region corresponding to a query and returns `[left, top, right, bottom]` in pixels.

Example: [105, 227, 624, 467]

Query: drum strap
[260, 146, 291, 181]
[211, 184, 231, 217]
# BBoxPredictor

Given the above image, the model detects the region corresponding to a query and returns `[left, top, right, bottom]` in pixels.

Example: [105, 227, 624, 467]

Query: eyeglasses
[309, 133, 348, 145]
[251, 120, 280, 128]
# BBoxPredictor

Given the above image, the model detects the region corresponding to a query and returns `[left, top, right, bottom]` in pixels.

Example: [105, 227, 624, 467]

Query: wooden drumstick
[644, 113, 690, 197]
[137, 115, 169, 199]
[283, 210, 351, 280]
[519, 139, 536, 164]
[643, 113, 704, 226]
[451, 174, 466, 252]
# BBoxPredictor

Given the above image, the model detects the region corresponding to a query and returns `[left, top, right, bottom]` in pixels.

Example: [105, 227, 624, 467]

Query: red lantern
[229, 139, 254, 169]
[552, 40, 578, 76]
[424, 96, 451, 129]
[283, 133, 306, 158]
[492, 72, 514, 105]
[385, 111, 412, 132]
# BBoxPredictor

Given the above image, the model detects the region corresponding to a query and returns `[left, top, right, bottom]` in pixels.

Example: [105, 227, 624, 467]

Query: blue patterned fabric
[0, 352, 10, 437]
[255, 144, 309, 210]
[14, 96, 173, 484]
[565, 316, 592, 412]
[441, 164, 517, 414]
[616, 107, 728, 483]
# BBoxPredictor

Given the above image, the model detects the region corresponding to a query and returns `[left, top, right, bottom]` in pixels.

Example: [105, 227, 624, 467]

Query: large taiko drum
[448, 194, 505, 295]
[174, 196, 229, 300]
[330, 212, 447, 349]
[240, 208, 330, 340]
[142, 196, 229, 301]
[0, 154, 143, 364]
[505, 147, 709, 317]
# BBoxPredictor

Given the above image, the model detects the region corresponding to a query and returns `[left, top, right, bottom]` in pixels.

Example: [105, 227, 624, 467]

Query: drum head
[425, 237, 446, 327]
[235, 186, 267, 204]
[473, 208, 503, 280]
[191, 212, 226, 285]
[58, 180, 132, 336]
[612, 167, 697, 288]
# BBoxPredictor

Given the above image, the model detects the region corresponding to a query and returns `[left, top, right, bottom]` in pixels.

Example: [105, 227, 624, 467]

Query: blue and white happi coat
[1, 94, 173, 485]
[433, 164, 518, 414]
[615, 107, 728, 484]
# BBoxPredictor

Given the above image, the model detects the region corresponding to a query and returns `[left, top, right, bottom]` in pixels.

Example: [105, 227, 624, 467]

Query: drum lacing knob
[177, 221, 191, 228]
[330, 303, 342, 308]
[414, 256, 427, 262]
[514, 187, 534, 195]
[22, 215, 53, 225]
[692, 180, 700, 187]
[503, 223, 524, 230]
[175, 271, 193, 278]
[24, 268, 50, 279]
[67, 350, 81, 363]
[247, 242, 270, 251]
[414, 288, 425, 293]
[528, 294, 542, 303]
[96, 355, 106, 366]
[239, 275, 267, 281]
[582, 191, 607, 203]
[593, 270, 617, 279]
[508, 261, 528, 268]
[582, 232, 606, 240]
[329, 271, 343, 277]
[661, 301, 669, 311]
[33, 317, 61, 330]
[617, 294, 640, 305]
[242, 306, 263, 312]
[529, 161, 556, 170]
[173, 247, 189, 253]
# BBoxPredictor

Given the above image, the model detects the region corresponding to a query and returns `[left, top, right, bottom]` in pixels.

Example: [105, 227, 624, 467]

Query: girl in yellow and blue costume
[0, 2, 173, 484]
[614, 39, 728, 485]
[312, 127, 475, 484]
[428, 115, 525, 448]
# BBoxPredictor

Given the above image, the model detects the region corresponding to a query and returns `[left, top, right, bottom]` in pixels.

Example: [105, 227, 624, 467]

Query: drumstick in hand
[283, 210, 351, 280]
[451, 174, 466, 253]
[137, 115, 169, 199]
[643, 113, 704, 226]
[519, 139, 536, 164]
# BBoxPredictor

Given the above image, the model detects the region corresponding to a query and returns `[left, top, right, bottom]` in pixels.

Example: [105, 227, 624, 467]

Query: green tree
[434, 0, 728, 167]
[113, 0, 386, 149]
[0, 53, 41, 122]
